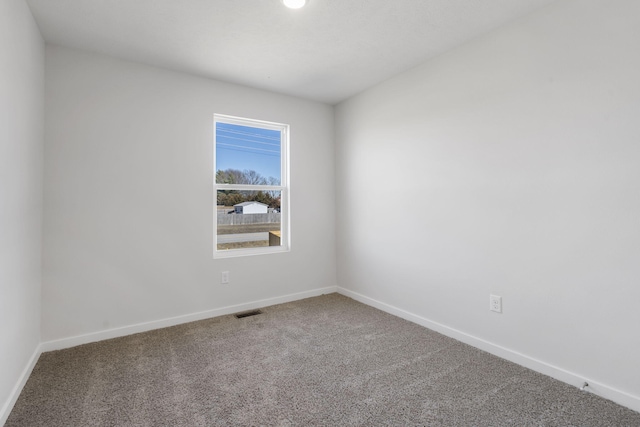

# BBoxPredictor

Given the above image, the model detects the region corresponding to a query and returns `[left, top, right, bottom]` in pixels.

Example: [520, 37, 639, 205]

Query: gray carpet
[6, 293, 640, 426]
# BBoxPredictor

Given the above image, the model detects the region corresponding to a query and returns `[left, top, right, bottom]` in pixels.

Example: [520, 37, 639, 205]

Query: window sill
[213, 245, 290, 259]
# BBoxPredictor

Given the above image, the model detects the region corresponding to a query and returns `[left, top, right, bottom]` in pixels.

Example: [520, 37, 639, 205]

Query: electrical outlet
[489, 295, 502, 313]
[221, 271, 230, 285]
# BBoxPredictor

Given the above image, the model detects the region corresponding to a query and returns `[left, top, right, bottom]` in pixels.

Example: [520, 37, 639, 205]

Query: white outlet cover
[490, 295, 502, 313]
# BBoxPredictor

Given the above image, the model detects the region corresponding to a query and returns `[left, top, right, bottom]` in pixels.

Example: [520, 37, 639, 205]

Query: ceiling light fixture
[283, 0, 307, 9]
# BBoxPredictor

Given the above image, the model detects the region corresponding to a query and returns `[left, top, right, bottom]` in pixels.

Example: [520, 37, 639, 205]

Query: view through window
[214, 115, 289, 257]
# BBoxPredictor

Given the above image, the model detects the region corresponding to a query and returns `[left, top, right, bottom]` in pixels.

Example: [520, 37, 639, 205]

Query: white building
[234, 201, 268, 214]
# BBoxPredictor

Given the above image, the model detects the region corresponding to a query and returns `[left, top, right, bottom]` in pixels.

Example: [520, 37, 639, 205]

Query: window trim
[213, 114, 290, 258]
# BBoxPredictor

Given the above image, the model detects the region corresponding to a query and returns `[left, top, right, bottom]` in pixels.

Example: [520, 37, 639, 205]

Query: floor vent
[235, 310, 263, 319]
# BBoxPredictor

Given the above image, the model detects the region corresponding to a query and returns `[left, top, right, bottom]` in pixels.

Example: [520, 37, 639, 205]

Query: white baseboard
[337, 286, 640, 414]
[10, 286, 638, 420]
[41, 286, 338, 352]
[0, 344, 42, 426]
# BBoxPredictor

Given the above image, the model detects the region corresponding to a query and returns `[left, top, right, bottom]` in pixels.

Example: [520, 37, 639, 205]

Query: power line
[217, 133, 281, 148]
[217, 143, 280, 157]
[217, 126, 281, 141]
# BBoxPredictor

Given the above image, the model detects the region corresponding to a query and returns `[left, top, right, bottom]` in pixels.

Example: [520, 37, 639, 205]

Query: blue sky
[216, 122, 281, 183]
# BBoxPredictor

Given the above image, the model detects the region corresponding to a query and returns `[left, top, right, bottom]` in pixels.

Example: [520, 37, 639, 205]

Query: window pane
[216, 190, 282, 251]
[216, 122, 281, 185]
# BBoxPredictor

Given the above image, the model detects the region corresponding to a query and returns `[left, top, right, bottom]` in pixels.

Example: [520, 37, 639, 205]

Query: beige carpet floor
[6, 293, 640, 426]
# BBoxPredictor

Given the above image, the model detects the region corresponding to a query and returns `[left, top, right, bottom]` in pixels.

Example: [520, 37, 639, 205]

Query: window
[213, 114, 289, 258]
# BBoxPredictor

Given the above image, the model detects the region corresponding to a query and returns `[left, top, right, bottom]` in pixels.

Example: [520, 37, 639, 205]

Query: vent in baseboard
[235, 310, 263, 319]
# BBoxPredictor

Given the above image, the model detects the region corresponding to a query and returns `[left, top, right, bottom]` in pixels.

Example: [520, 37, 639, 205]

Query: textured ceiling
[26, 0, 558, 104]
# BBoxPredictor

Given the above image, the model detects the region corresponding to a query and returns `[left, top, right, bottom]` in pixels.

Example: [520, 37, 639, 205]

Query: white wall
[336, 0, 640, 409]
[42, 46, 336, 342]
[0, 0, 44, 421]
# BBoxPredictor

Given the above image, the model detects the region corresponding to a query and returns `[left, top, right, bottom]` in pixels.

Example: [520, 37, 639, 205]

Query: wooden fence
[216, 213, 281, 225]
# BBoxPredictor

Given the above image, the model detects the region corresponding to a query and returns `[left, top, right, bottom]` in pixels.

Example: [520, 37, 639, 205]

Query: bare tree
[216, 169, 279, 208]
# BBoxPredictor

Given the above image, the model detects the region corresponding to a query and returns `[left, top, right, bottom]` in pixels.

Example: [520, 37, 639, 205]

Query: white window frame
[213, 114, 290, 258]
